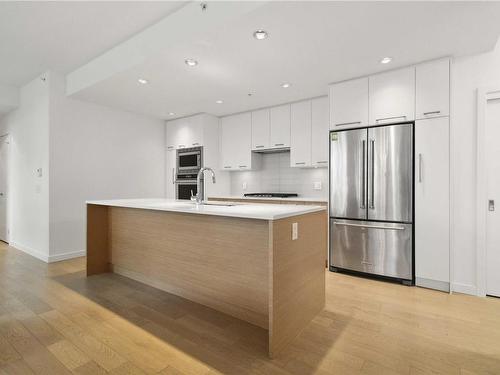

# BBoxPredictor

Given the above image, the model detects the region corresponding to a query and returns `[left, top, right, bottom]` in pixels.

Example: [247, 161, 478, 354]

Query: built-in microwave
[177, 146, 202, 172]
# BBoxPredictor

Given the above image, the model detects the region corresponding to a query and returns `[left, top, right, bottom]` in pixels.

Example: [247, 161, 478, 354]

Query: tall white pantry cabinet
[329, 58, 451, 291]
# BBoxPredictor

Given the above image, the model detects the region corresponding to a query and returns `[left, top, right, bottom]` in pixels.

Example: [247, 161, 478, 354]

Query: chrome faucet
[192, 167, 216, 204]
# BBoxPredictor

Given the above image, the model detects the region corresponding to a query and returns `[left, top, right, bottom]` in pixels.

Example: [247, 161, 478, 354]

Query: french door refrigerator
[329, 123, 413, 283]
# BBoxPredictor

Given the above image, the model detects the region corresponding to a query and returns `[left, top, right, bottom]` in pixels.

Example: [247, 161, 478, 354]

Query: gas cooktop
[243, 193, 299, 198]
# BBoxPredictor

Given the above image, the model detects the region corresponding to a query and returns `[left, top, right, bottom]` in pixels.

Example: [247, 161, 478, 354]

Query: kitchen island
[86, 199, 326, 358]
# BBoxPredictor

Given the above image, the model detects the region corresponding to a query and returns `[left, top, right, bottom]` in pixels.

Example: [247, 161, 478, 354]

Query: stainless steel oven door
[330, 218, 412, 280]
[177, 149, 201, 171]
[176, 182, 197, 200]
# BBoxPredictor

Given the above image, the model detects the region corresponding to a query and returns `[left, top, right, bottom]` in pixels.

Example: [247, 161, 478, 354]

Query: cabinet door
[270, 104, 291, 148]
[290, 101, 312, 167]
[311, 97, 329, 167]
[415, 117, 450, 289]
[165, 149, 177, 198]
[329, 77, 368, 129]
[251, 108, 270, 150]
[220, 113, 252, 170]
[416, 59, 450, 120]
[165, 120, 178, 151]
[369, 67, 415, 125]
[188, 115, 204, 147]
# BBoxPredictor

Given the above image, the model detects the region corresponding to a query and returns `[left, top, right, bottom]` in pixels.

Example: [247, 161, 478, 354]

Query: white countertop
[86, 198, 326, 220]
[208, 195, 328, 203]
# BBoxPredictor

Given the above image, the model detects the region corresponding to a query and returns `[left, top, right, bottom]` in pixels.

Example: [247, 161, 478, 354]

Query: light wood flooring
[1, 242, 500, 374]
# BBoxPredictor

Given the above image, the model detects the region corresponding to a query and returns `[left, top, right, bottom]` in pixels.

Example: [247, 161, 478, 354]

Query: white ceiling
[70, 1, 500, 120]
[0, 1, 186, 86]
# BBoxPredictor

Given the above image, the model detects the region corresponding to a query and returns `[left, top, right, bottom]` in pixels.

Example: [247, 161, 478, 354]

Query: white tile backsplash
[230, 152, 328, 199]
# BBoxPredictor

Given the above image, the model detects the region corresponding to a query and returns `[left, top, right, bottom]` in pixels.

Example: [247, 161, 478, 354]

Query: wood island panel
[268, 210, 326, 358]
[86, 204, 111, 275]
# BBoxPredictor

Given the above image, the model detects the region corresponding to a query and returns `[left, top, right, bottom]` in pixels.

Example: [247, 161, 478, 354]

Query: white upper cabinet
[251, 108, 270, 150]
[330, 77, 368, 129]
[369, 67, 415, 125]
[165, 114, 204, 149]
[416, 58, 450, 120]
[290, 101, 312, 167]
[270, 104, 291, 149]
[220, 113, 256, 171]
[311, 97, 329, 167]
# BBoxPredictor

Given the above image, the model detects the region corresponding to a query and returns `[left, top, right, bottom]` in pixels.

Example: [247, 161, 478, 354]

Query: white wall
[0, 74, 50, 260]
[49, 72, 165, 261]
[451, 38, 500, 294]
[230, 152, 328, 199]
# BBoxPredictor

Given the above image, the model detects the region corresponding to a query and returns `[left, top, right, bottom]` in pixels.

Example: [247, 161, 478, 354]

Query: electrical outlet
[242, 182, 247, 191]
[313, 181, 322, 190]
[292, 222, 298, 240]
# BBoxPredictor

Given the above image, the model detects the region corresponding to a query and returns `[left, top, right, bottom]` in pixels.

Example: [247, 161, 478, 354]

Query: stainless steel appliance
[329, 123, 413, 283]
[177, 146, 202, 173]
[176, 146, 203, 200]
[244, 193, 298, 198]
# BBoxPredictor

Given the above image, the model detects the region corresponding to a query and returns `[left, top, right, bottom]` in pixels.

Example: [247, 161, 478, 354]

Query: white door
[270, 104, 291, 149]
[329, 77, 369, 129]
[0, 136, 8, 242]
[311, 96, 329, 167]
[290, 100, 311, 167]
[486, 98, 500, 297]
[251, 108, 270, 150]
[415, 117, 450, 290]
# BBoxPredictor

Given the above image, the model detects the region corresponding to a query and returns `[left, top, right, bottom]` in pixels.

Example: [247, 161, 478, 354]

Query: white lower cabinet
[290, 101, 312, 167]
[415, 117, 450, 291]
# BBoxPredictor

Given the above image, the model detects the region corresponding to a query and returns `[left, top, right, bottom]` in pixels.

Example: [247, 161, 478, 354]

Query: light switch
[36, 168, 43, 177]
[292, 222, 298, 240]
[242, 182, 247, 191]
[313, 181, 322, 190]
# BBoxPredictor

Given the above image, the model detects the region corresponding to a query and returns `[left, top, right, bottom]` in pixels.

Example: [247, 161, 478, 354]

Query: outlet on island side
[242, 181, 247, 191]
[292, 222, 298, 240]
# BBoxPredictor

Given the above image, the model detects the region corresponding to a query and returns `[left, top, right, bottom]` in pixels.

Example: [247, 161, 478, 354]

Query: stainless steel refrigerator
[329, 123, 413, 283]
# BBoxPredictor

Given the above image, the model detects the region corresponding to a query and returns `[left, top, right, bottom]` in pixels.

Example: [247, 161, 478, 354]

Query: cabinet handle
[274, 143, 285, 147]
[423, 110, 441, 116]
[375, 115, 407, 123]
[192, 142, 200, 146]
[418, 153, 422, 183]
[178, 144, 186, 148]
[335, 121, 361, 127]
[239, 165, 247, 168]
[316, 161, 328, 164]
[224, 166, 232, 169]
[295, 162, 306, 165]
[167, 146, 174, 150]
[172, 168, 175, 184]
[255, 145, 265, 148]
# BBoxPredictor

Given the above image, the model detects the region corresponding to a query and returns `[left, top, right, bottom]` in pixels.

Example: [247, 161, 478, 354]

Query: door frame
[0, 133, 10, 244]
[476, 85, 500, 297]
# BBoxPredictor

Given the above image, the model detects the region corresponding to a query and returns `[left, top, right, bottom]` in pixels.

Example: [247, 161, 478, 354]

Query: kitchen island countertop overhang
[86, 198, 327, 358]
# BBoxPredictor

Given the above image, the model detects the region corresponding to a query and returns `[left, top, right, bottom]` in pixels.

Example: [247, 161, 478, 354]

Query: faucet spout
[195, 167, 216, 205]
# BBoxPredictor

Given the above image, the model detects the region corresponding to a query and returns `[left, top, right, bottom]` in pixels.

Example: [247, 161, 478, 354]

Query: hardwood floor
[1, 242, 500, 374]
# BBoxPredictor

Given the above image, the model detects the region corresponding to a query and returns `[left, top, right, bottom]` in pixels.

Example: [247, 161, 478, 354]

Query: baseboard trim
[10, 241, 49, 263]
[416, 277, 450, 292]
[48, 250, 86, 263]
[451, 282, 477, 296]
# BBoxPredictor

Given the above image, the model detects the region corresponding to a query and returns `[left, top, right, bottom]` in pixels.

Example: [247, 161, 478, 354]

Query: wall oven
[177, 146, 202, 172]
[176, 180, 197, 200]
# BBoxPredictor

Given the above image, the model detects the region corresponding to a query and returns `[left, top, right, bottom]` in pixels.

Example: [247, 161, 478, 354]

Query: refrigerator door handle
[418, 153, 422, 183]
[360, 140, 366, 208]
[369, 139, 375, 209]
[333, 221, 405, 231]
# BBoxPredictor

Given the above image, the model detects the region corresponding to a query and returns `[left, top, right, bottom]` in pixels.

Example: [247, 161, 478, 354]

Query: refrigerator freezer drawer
[330, 219, 412, 280]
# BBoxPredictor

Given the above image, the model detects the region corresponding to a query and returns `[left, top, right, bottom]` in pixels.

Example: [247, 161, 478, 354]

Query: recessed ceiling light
[168, 112, 175, 116]
[215, 100, 223, 104]
[281, 82, 291, 88]
[138, 78, 149, 84]
[253, 30, 268, 40]
[380, 57, 392, 64]
[185, 58, 198, 67]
